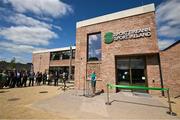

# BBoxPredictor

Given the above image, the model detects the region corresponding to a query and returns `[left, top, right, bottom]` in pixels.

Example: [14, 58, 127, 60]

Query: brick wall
[32, 52, 50, 74]
[160, 42, 180, 97]
[49, 59, 75, 67]
[75, 12, 161, 94]
[33, 52, 75, 74]
[146, 54, 162, 95]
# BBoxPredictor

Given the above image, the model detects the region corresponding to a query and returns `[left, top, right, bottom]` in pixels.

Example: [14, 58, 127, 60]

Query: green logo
[104, 32, 113, 44]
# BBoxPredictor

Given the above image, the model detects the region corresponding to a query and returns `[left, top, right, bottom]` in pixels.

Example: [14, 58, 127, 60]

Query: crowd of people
[0, 70, 69, 89]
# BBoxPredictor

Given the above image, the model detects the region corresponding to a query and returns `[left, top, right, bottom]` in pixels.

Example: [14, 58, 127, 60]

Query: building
[75, 3, 162, 95]
[160, 41, 180, 97]
[32, 46, 75, 78]
[32, 3, 180, 97]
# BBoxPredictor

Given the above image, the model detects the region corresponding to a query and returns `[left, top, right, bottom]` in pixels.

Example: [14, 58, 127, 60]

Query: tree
[10, 57, 16, 70]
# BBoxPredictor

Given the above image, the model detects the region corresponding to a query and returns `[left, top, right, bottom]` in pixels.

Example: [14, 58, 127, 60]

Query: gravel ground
[0, 85, 67, 119]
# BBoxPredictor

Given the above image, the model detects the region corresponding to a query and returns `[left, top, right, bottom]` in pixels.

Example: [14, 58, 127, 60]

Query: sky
[0, 0, 179, 63]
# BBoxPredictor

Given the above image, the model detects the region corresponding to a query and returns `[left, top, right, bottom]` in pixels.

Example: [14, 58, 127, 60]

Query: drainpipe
[68, 46, 72, 82]
[158, 53, 164, 96]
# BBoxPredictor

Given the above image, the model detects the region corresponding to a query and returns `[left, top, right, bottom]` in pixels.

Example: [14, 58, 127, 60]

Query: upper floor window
[88, 33, 101, 61]
[50, 49, 75, 60]
[72, 49, 75, 59]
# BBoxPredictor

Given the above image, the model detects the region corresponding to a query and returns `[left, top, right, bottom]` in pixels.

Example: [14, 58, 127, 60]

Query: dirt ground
[0, 85, 179, 119]
[0, 85, 68, 119]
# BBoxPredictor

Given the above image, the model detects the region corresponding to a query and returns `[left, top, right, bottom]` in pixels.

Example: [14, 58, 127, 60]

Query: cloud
[7, 13, 62, 30]
[0, 41, 45, 63]
[0, 41, 44, 54]
[89, 34, 100, 44]
[158, 39, 176, 50]
[4, 0, 73, 18]
[156, 0, 180, 49]
[0, 0, 72, 63]
[0, 26, 57, 46]
[89, 34, 98, 41]
[8, 13, 51, 29]
[95, 49, 101, 55]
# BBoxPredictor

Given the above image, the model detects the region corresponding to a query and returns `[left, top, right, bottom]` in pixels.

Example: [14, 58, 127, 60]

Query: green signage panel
[104, 32, 113, 44]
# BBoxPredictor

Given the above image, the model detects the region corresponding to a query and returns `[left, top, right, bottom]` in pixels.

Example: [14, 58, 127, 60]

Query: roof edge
[161, 40, 180, 51]
[32, 46, 76, 54]
[76, 3, 155, 28]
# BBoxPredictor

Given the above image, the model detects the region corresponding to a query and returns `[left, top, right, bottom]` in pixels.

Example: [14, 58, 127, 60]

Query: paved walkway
[32, 90, 179, 119]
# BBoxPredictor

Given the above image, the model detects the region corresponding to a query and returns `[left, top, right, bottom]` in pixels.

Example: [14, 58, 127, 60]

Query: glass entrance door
[131, 58, 146, 86]
[116, 56, 147, 92]
[116, 58, 130, 85]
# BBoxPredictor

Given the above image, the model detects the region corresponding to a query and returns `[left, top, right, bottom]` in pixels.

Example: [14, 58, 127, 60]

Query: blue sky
[0, 0, 179, 63]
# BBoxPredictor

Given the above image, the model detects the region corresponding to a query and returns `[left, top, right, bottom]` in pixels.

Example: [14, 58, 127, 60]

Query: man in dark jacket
[29, 71, 34, 86]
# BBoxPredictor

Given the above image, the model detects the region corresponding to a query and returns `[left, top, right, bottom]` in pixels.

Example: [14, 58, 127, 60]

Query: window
[72, 49, 75, 59]
[50, 50, 75, 61]
[116, 57, 146, 87]
[50, 52, 60, 60]
[88, 33, 101, 61]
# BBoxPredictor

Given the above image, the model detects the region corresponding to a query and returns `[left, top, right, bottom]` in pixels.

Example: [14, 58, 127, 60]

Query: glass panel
[130, 58, 145, 69]
[50, 50, 73, 61]
[62, 51, 70, 59]
[72, 49, 75, 59]
[117, 58, 129, 70]
[50, 52, 60, 60]
[131, 57, 146, 92]
[131, 57, 145, 86]
[116, 57, 147, 92]
[88, 33, 101, 61]
[116, 58, 130, 85]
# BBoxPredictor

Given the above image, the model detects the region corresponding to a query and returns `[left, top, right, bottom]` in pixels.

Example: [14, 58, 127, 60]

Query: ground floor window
[49, 66, 75, 80]
[116, 56, 147, 92]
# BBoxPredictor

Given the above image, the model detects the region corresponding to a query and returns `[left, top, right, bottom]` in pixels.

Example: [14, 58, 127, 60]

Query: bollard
[105, 84, 111, 105]
[166, 89, 176, 116]
[105, 83, 177, 115]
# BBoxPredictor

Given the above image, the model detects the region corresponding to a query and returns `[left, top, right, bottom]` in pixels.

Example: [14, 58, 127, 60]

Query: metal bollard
[166, 89, 176, 116]
[105, 84, 111, 105]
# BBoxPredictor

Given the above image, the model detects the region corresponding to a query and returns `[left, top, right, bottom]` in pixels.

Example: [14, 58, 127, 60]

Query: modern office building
[32, 3, 180, 97]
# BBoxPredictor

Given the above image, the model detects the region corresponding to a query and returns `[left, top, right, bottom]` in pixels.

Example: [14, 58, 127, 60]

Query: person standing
[90, 71, 96, 95]
[0, 71, 7, 88]
[9, 71, 14, 88]
[47, 73, 50, 85]
[29, 71, 34, 86]
[54, 71, 58, 86]
[38, 72, 42, 85]
[16, 71, 21, 87]
[22, 71, 28, 87]
[4, 71, 11, 87]
[42, 72, 47, 85]
[62, 72, 67, 90]
[12, 71, 17, 88]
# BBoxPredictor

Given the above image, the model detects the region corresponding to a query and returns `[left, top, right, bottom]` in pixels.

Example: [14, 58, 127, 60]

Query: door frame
[115, 55, 148, 92]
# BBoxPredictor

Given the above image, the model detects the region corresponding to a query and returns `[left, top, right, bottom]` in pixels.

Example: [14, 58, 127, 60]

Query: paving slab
[32, 90, 180, 119]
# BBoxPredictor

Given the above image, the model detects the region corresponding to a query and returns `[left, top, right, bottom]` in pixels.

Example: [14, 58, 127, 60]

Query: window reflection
[88, 33, 101, 61]
[50, 49, 75, 60]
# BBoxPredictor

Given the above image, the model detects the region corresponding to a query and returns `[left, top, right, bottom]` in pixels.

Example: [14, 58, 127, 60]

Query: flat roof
[32, 46, 76, 54]
[76, 3, 155, 28]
